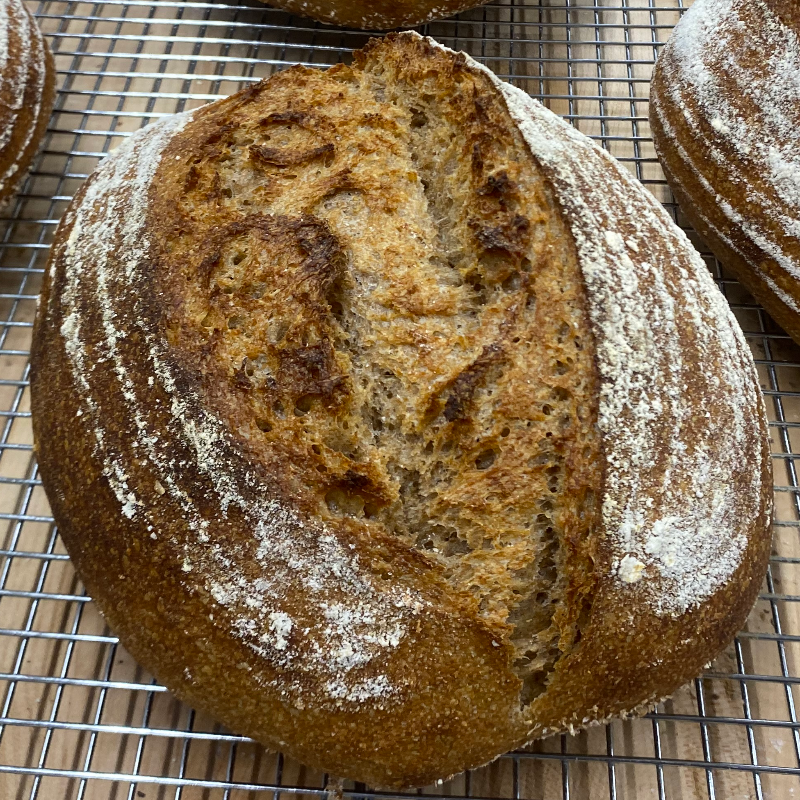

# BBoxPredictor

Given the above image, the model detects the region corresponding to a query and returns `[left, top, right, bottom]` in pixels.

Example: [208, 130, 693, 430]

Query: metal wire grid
[0, 0, 799, 798]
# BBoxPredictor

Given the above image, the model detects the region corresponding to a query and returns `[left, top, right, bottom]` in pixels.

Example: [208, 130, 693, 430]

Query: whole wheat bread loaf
[31, 32, 773, 788]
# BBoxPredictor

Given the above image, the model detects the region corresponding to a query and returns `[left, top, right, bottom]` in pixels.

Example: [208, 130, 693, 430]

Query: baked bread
[650, 0, 800, 344]
[31, 32, 772, 788]
[256, 0, 487, 30]
[0, 0, 56, 208]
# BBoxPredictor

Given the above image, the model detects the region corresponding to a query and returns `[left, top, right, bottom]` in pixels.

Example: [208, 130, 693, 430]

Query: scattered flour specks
[617, 555, 646, 585]
[492, 62, 768, 616]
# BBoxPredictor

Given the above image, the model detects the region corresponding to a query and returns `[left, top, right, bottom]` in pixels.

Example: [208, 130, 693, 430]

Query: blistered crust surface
[650, 0, 800, 340]
[161, 39, 603, 707]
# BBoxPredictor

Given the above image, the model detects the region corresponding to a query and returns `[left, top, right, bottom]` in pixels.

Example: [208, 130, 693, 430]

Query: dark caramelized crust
[0, 0, 56, 208]
[253, 0, 489, 30]
[31, 33, 772, 787]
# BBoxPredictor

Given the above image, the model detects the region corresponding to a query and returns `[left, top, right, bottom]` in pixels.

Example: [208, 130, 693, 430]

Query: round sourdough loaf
[31, 32, 772, 788]
[0, 0, 55, 208]
[254, 0, 487, 29]
[650, 0, 800, 345]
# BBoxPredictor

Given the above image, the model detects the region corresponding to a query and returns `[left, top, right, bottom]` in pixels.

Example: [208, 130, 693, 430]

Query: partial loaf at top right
[650, 0, 800, 343]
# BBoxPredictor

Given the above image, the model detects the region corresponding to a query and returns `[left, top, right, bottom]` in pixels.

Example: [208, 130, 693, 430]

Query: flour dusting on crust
[651, 0, 800, 305]
[0, 0, 9, 73]
[403, 35, 772, 617]
[55, 112, 423, 708]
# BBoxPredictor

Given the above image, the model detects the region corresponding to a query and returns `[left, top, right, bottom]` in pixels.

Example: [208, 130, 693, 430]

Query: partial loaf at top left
[0, 0, 56, 208]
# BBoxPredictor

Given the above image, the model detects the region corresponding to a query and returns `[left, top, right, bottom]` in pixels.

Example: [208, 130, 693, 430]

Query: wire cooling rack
[1, 1, 799, 798]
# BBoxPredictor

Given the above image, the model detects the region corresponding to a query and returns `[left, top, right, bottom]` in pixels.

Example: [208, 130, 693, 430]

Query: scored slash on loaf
[31, 32, 772, 788]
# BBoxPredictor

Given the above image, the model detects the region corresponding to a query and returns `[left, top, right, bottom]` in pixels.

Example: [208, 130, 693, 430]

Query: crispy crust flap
[31, 94, 526, 792]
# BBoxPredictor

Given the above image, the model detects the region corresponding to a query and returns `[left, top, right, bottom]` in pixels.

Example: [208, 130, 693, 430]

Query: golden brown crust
[255, 0, 488, 29]
[650, 0, 800, 344]
[0, 0, 56, 208]
[31, 32, 772, 787]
